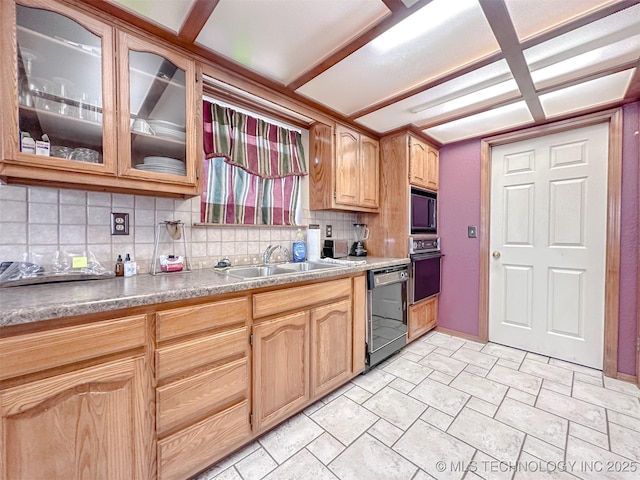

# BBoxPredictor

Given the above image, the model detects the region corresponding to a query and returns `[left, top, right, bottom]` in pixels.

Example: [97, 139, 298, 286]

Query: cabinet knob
[492, 251, 501, 259]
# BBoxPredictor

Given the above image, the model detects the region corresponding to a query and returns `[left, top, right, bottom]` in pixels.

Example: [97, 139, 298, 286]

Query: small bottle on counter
[124, 253, 137, 277]
[115, 254, 124, 276]
[292, 228, 306, 263]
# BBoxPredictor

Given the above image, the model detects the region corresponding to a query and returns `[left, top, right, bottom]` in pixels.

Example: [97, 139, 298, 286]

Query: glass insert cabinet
[0, 0, 200, 196]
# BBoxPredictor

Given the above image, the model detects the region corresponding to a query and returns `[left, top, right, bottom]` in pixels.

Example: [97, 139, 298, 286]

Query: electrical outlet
[325, 224, 333, 238]
[468, 226, 477, 238]
[111, 212, 130, 235]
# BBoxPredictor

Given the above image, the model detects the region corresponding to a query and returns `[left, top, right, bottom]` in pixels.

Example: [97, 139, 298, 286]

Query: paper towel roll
[307, 225, 321, 261]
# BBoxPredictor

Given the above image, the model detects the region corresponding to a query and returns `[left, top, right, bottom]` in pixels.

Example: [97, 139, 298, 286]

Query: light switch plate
[111, 212, 130, 235]
[468, 226, 477, 238]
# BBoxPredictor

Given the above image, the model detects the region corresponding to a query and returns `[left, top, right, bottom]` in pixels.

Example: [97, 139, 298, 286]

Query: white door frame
[479, 108, 623, 377]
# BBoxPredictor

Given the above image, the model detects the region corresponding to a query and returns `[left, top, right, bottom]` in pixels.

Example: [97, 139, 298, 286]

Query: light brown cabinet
[309, 123, 379, 212]
[0, 0, 200, 197]
[0, 313, 153, 480]
[408, 295, 438, 342]
[155, 297, 251, 480]
[409, 134, 438, 191]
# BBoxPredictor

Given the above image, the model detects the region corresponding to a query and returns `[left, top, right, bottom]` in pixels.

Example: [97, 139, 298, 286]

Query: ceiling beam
[178, 0, 221, 43]
[285, 0, 435, 91]
[478, 0, 545, 122]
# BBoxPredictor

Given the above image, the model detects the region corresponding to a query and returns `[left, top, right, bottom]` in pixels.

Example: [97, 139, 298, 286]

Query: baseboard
[616, 372, 638, 385]
[435, 326, 485, 344]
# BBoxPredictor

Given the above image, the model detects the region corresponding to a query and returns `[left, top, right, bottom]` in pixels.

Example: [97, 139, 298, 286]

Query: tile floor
[194, 331, 640, 480]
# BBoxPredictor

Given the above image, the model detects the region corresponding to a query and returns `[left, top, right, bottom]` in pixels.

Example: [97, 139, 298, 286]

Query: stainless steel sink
[220, 261, 340, 279]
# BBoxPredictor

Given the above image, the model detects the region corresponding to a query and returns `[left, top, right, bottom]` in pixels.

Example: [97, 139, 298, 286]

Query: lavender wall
[438, 103, 639, 375]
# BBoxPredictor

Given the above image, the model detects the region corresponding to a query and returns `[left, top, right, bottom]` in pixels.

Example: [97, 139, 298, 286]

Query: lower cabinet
[0, 356, 150, 480]
[408, 295, 438, 342]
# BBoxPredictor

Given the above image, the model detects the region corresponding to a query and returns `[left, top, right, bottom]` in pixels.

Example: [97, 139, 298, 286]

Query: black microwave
[410, 187, 437, 234]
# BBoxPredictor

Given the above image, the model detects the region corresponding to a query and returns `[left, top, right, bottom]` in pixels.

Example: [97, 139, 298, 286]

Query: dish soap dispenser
[292, 228, 306, 263]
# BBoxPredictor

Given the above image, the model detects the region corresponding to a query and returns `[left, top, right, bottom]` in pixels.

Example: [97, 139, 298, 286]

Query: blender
[350, 223, 369, 256]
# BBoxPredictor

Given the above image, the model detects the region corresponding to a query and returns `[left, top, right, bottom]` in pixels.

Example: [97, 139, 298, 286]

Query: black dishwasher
[366, 265, 409, 369]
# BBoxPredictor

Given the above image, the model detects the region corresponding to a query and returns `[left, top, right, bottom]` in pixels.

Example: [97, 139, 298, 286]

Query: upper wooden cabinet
[409, 134, 438, 191]
[309, 123, 379, 212]
[0, 0, 200, 197]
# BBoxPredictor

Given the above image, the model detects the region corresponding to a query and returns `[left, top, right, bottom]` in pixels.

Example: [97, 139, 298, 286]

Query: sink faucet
[263, 245, 289, 264]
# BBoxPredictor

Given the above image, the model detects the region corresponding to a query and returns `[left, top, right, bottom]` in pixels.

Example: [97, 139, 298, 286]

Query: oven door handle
[410, 252, 444, 261]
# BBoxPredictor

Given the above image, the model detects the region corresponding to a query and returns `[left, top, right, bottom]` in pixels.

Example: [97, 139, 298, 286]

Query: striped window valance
[201, 101, 306, 225]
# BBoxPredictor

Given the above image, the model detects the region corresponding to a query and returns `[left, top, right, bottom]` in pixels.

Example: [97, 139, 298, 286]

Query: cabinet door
[334, 125, 360, 206]
[359, 134, 380, 208]
[408, 296, 438, 342]
[409, 136, 429, 189]
[0, 356, 152, 480]
[426, 146, 439, 191]
[3, 0, 116, 174]
[117, 31, 198, 190]
[252, 311, 309, 432]
[310, 299, 352, 398]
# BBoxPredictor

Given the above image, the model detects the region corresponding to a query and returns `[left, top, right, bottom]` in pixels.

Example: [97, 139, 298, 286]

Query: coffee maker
[350, 223, 369, 256]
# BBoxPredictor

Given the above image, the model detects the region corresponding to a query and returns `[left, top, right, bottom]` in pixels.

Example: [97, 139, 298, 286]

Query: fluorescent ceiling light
[370, 0, 477, 53]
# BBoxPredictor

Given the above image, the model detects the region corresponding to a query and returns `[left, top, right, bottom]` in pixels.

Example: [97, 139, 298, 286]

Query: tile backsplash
[0, 183, 356, 272]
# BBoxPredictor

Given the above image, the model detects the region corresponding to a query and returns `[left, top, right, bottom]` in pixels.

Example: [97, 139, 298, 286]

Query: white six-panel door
[489, 123, 609, 369]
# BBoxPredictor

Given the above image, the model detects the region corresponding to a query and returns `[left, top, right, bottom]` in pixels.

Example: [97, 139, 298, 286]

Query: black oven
[410, 187, 437, 235]
[408, 237, 442, 304]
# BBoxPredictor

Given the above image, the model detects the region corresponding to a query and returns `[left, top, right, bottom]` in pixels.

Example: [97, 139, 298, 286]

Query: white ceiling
[106, 0, 640, 145]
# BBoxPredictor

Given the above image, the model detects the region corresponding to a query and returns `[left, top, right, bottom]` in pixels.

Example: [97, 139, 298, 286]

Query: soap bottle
[124, 253, 136, 277]
[115, 254, 124, 276]
[292, 229, 306, 263]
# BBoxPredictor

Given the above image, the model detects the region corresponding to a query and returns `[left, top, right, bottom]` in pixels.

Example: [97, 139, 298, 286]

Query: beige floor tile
[497, 358, 521, 370]
[495, 398, 568, 448]
[402, 351, 425, 363]
[434, 347, 457, 356]
[420, 406, 455, 431]
[368, 418, 404, 447]
[548, 358, 602, 378]
[449, 408, 525, 464]
[410, 378, 470, 417]
[573, 381, 640, 419]
[569, 422, 609, 450]
[394, 420, 475, 480]
[506, 388, 537, 406]
[520, 359, 573, 386]
[609, 422, 640, 462]
[413, 470, 438, 480]
[382, 356, 433, 384]
[574, 372, 603, 386]
[536, 388, 607, 433]
[362, 386, 427, 430]
[472, 450, 515, 480]
[262, 449, 337, 480]
[487, 364, 542, 396]
[351, 367, 396, 394]
[513, 452, 576, 479]
[566, 436, 639, 480]
[462, 340, 486, 352]
[420, 352, 467, 376]
[608, 410, 640, 433]
[450, 371, 508, 405]
[451, 348, 498, 370]
[310, 396, 379, 446]
[321, 382, 354, 404]
[541, 380, 572, 396]
[465, 364, 490, 377]
[235, 448, 277, 480]
[482, 343, 527, 364]
[210, 467, 242, 480]
[259, 413, 324, 464]
[330, 434, 417, 480]
[208, 441, 261, 474]
[522, 436, 564, 463]
[525, 352, 549, 363]
[306, 432, 344, 465]
[404, 340, 437, 356]
[425, 332, 466, 351]
[466, 397, 499, 417]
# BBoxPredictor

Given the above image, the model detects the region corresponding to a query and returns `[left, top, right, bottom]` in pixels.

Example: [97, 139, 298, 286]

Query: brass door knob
[492, 251, 501, 258]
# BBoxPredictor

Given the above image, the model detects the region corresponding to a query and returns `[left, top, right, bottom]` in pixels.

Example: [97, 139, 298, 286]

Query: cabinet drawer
[157, 357, 248, 435]
[0, 315, 146, 381]
[158, 400, 250, 480]
[156, 326, 247, 381]
[253, 278, 351, 319]
[156, 296, 249, 342]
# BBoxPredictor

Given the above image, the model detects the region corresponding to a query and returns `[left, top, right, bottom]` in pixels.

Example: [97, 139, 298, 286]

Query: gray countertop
[0, 257, 409, 327]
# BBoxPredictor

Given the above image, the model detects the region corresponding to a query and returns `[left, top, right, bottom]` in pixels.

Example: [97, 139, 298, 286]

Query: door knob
[492, 251, 501, 259]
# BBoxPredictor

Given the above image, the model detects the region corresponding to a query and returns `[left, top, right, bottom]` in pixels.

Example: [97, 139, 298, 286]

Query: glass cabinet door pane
[129, 50, 187, 176]
[16, 5, 104, 164]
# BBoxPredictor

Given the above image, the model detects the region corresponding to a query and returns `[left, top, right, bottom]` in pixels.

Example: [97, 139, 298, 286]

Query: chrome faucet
[263, 245, 288, 264]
